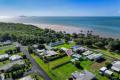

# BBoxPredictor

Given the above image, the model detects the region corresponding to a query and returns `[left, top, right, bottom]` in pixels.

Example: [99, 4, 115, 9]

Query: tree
[107, 40, 120, 52]
[94, 41, 105, 48]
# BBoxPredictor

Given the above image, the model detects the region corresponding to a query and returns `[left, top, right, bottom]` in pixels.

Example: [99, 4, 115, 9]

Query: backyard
[31, 54, 79, 80]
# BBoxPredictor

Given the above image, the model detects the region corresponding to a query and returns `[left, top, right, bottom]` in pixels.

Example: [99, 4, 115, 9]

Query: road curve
[19, 45, 51, 80]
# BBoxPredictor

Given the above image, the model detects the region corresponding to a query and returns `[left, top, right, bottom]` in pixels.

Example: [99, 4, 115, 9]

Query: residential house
[44, 50, 58, 57]
[82, 50, 93, 56]
[3, 40, 12, 46]
[99, 67, 107, 74]
[111, 61, 120, 72]
[18, 75, 34, 80]
[36, 49, 45, 53]
[60, 47, 68, 53]
[0, 54, 9, 61]
[87, 53, 103, 61]
[71, 70, 96, 80]
[0, 60, 24, 72]
[33, 44, 39, 49]
[99, 67, 113, 76]
[9, 55, 22, 61]
[72, 46, 86, 53]
[49, 40, 64, 47]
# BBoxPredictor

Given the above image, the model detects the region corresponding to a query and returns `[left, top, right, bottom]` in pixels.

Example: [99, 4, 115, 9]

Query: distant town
[0, 23, 120, 80]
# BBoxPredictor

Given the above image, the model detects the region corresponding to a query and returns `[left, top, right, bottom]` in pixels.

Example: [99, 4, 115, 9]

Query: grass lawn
[80, 59, 110, 80]
[54, 42, 75, 49]
[0, 45, 16, 54]
[31, 54, 79, 80]
[100, 49, 120, 59]
[49, 56, 70, 69]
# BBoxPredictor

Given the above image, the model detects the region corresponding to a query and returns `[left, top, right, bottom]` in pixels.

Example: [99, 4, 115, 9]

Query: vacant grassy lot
[31, 54, 79, 80]
[80, 59, 112, 80]
[54, 42, 75, 49]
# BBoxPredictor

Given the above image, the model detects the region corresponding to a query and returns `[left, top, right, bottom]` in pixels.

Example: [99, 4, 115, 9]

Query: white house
[71, 70, 96, 80]
[99, 67, 107, 73]
[3, 40, 12, 46]
[111, 61, 120, 72]
[82, 50, 93, 56]
[9, 55, 22, 61]
[44, 50, 58, 57]
[18, 75, 34, 80]
[36, 49, 45, 53]
[0, 54, 9, 61]
[60, 47, 68, 53]
[87, 53, 103, 61]
[0, 60, 24, 72]
[104, 70, 113, 76]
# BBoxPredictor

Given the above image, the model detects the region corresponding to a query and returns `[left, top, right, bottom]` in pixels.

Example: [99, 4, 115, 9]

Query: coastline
[24, 23, 91, 34]
[23, 23, 120, 39]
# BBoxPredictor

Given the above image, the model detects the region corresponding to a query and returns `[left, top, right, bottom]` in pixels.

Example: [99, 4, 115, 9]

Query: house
[0, 60, 24, 72]
[99, 67, 107, 74]
[33, 44, 39, 49]
[87, 53, 103, 61]
[60, 47, 68, 53]
[72, 54, 82, 59]
[111, 61, 120, 72]
[99, 67, 113, 76]
[0, 73, 4, 80]
[82, 50, 92, 56]
[44, 50, 58, 57]
[72, 46, 86, 52]
[71, 45, 80, 52]
[49, 40, 64, 47]
[3, 40, 12, 46]
[71, 70, 96, 80]
[0, 54, 9, 61]
[9, 55, 22, 61]
[104, 70, 113, 76]
[71, 58, 79, 63]
[18, 75, 34, 80]
[36, 49, 45, 53]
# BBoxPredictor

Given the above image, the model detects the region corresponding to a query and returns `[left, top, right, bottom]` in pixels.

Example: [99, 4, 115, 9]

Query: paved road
[19, 44, 51, 80]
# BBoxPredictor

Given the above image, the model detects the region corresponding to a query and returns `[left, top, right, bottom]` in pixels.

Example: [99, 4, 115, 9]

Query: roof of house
[72, 70, 95, 80]
[111, 61, 120, 72]
[49, 40, 64, 46]
[100, 67, 107, 72]
[45, 50, 58, 57]
[9, 55, 22, 61]
[87, 53, 103, 60]
[104, 70, 113, 75]
[82, 51, 92, 56]
[61, 47, 68, 52]
[0, 60, 24, 71]
[0, 54, 9, 60]
[36, 49, 45, 53]
[72, 54, 82, 59]
[3, 40, 12, 45]
[19, 75, 34, 80]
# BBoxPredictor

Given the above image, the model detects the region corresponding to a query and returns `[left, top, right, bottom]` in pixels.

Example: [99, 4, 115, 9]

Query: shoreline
[0, 21, 119, 39]
[23, 23, 120, 39]
[24, 23, 91, 34]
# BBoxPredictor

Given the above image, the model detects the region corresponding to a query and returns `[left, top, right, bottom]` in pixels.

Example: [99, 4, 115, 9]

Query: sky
[0, 0, 120, 16]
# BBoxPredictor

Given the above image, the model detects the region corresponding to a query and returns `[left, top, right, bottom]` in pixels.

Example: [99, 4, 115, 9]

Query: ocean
[0, 16, 120, 39]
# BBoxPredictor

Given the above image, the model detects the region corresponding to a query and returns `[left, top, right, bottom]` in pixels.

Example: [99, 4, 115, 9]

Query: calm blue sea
[1, 16, 120, 39]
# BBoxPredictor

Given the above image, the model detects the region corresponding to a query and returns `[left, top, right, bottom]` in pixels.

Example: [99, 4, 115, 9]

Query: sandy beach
[29, 23, 90, 34]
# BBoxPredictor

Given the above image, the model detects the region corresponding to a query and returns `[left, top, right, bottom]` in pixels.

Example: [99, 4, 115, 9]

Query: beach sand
[32, 24, 90, 34]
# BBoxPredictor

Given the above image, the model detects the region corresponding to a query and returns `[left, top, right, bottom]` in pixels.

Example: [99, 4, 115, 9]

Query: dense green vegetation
[73, 32, 120, 53]
[0, 22, 120, 53]
[0, 22, 64, 45]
